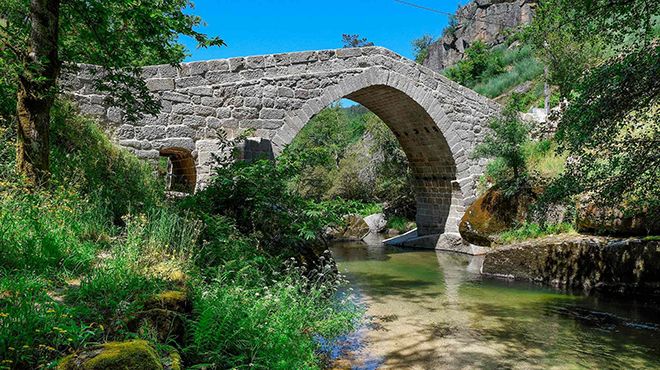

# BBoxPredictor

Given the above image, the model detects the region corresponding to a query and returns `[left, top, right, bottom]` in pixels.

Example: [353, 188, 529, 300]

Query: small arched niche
[159, 147, 197, 193]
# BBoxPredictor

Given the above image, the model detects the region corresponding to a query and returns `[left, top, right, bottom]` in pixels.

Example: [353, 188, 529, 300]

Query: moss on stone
[145, 290, 190, 313]
[58, 340, 162, 370]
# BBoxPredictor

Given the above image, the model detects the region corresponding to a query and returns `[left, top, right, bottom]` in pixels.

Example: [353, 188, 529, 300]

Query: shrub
[472, 106, 531, 197]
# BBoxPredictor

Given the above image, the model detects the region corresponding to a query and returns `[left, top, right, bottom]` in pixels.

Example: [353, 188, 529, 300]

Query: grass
[386, 216, 415, 233]
[474, 56, 544, 98]
[498, 222, 576, 244]
[0, 100, 358, 369]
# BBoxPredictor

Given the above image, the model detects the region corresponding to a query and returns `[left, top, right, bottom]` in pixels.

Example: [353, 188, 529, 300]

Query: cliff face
[422, 0, 537, 71]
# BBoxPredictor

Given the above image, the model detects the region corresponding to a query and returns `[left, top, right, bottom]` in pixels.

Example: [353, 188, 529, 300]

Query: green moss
[58, 340, 162, 370]
[147, 290, 189, 311]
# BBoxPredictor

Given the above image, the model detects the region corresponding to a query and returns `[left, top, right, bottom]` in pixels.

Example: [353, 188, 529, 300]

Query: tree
[411, 34, 434, 64]
[527, 0, 659, 213]
[0, 0, 224, 187]
[341, 34, 374, 48]
[471, 106, 530, 197]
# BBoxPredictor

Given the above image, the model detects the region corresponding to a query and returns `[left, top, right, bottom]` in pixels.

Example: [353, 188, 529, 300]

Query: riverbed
[328, 239, 660, 369]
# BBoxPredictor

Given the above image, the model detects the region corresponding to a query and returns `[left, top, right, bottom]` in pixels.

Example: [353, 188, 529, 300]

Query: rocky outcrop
[423, 0, 537, 71]
[364, 213, 387, 234]
[481, 235, 660, 294]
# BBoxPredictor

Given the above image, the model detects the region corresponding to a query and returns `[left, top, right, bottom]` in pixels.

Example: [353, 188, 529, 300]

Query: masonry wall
[61, 46, 500, 237]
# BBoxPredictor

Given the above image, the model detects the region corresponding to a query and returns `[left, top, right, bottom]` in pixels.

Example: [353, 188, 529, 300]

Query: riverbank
[481, 235, 660, 295]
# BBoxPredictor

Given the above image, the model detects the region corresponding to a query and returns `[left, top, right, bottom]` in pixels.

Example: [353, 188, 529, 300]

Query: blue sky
[180, 0, 462, 62]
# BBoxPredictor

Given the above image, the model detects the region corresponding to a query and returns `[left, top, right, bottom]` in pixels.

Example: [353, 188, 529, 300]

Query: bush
[472, 106, 531, 197]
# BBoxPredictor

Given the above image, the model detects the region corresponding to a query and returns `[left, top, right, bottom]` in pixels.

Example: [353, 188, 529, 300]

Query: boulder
[326, 214, 370, 241]
[459, 188, 533, 246]
[363, 213, 387, 234]
[58, 340, 180, 370]
[576, 201, 659, 236]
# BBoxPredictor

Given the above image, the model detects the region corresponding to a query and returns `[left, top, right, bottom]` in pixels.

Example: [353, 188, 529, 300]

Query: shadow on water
[326, 238, 660, 369]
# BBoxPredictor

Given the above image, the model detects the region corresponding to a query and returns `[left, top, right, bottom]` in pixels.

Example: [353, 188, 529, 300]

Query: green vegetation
[1, 0, 223, 186]
[412, 34, 434, 63]
[497, 222, 575, 243]
[0, 103, 358, 369]
[472, 106, 531, 197]
[443, 41, 544, 104]
[282, 103, 416, 220]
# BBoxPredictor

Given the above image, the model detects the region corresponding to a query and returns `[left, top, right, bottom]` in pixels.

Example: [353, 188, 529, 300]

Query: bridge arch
[274, 68, 466, 235]
[63, 46, 500, 246]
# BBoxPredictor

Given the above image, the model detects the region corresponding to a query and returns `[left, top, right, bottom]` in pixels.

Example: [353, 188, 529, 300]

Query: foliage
[0, 0, 224, 124]
[341, 34, 374, 48]
[0, 274, 101, 369]
[497, 222, 575, 243]
[525, 0, 659, 98]
[188, 259, 357, 369]
[443, 41, 544, 99]
[183, 158, 336, 252]
[364, 112, 416, 218]
[412, 34, 434, 63]
[442, 14, 459, 39]
[0, 102, 358, 369]
[549, 45, 659, 214]
[472, 106, 531, 197]
[444, 41, 505, 87]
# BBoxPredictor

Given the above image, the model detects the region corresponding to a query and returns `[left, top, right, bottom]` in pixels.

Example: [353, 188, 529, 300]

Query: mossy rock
[127, 308, 187, 344]
[459, 188, 534, 246]
[145, 290, 191, 313]
[58, 340, 162, 370]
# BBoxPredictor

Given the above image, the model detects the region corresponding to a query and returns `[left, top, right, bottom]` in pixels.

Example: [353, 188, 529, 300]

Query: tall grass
[474, 56, 544, 98]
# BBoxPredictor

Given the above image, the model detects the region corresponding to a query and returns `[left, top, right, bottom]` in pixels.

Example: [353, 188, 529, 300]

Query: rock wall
[482, 235, 660, 295]
[423, 0, 537, 71]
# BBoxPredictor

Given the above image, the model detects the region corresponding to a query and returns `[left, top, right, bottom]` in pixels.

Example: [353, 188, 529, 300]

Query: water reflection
[329, 239, 660, 369]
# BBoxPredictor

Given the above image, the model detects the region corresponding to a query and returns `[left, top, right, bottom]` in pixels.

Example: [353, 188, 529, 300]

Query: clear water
[329, 240, 660, 370]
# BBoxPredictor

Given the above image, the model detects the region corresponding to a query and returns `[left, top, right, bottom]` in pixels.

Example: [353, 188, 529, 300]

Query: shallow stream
[328, 239, 660, 369]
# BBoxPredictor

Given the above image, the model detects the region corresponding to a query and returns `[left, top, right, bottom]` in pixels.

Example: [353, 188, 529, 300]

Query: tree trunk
[16, 0, 60, 188]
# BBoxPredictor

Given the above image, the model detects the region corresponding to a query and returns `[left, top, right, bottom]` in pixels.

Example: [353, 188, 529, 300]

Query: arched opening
[283, 84, 458, 237]
[159, 147, 197, 193]
[345, 85, 457, 235]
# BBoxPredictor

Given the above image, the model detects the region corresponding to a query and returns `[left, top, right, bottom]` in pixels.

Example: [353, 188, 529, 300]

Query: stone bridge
[63, 46, 500, 250]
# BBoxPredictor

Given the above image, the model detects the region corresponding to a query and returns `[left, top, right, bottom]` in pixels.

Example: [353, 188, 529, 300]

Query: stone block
[146, 78, 174, 91]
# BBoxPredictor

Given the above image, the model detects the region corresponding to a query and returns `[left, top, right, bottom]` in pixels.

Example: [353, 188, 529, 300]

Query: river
[327, 239, 660, 369]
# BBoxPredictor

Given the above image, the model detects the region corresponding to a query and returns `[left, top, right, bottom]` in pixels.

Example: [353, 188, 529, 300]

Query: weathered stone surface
[482, 235, 660, 294]
[423, 0, 537, 71]
[576, 200, 659, 236]
[364, 213, 388, 234]
[327, 214, 371, 241]
[62, 46, 500, 241]
[459, 188, 534, 247]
